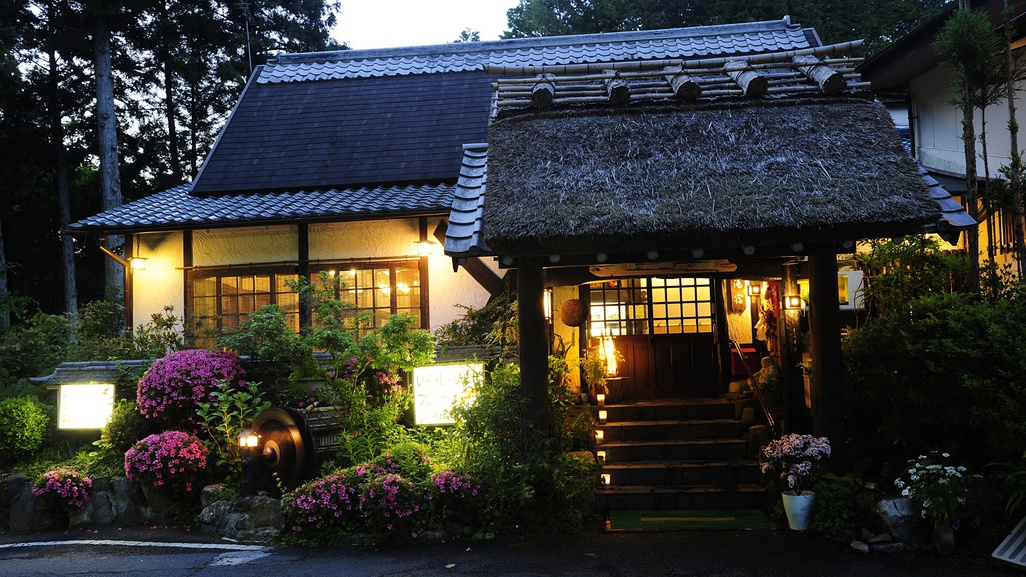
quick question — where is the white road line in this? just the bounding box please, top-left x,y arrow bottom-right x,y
0,539 -> 268,551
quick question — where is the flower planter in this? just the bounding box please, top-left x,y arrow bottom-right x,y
781,490 -> 815,531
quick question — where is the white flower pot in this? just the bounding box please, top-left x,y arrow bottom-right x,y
781,490 -> 815,531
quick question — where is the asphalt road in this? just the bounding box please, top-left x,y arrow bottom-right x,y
0,524 -> 1013,577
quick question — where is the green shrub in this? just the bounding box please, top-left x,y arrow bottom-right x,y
94,399 -> 153,471
843,292 -> 1026,474
811,473 -> 863,540
0,396 -> 50,459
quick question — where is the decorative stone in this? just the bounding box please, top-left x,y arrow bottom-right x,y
9,485 -> 64,534
856,489 -> 930,546
199,495 -> 282,543
110,477 -> 149,526
70,490 -> 115,527
850,540 -> 870,554
871,542 -> 906,554
867,532 -> 894,544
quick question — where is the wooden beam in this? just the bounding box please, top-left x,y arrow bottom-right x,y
518,257 -> 550,434
531,73 -> 555,109
603,69 -> 631,105
792,55 -> 845,95
725,60 -> 768,97
808,245 -> 846,471
663,66 -> 701,101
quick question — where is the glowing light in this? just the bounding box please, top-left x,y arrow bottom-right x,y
595,430 -> 604,444
58,384 -> 115,429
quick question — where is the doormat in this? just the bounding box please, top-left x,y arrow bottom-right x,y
606,509 -> 777,531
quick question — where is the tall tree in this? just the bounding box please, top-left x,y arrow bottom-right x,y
1003,0 -> 1026,275
936,6 -> 1005,294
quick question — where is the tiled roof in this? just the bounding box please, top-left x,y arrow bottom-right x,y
190,71 -> 492,196
69,183 -> 455,232
260,19 -> 811,82
444,144 -> 490,261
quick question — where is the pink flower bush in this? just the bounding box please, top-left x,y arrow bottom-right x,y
429,470 -> 482,522
280,464 -> 381,545
760,433 -> 831,495
125,430 -> 209,493
360,472 -> 423,535
33,468 -> 92,512
136,349 -> 246,426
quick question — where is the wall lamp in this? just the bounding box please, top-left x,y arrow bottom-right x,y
747,283 -> 762,297
98,237 -> 146,270
783,295 -> 803,310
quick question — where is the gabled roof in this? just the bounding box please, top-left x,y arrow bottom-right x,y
191,18 -> 814,197
445,41 -> 975,261
72,18 -> 822,232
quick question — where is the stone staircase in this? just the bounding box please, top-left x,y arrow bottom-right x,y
593,398 -> 768,510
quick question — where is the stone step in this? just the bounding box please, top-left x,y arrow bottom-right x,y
595,484 -> 769,510
599,460 -> 762,486
599,439 -> 749,462
594,399 -> 736,422
595,419 -> 743,442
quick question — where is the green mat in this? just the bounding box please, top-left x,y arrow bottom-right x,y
606,509 -> 778,531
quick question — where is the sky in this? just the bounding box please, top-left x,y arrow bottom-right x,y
331,0 -> 522,50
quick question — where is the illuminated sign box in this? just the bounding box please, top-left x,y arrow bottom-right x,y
411,362 -> 482,426
58,383 -> 115,429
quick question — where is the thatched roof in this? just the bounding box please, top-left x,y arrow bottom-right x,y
481,96 -> 938,257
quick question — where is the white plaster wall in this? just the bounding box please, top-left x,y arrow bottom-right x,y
193,225 -> 297,266
911,63 -> 1025,177
309,219 -> 417,260
131,231 -> 185,329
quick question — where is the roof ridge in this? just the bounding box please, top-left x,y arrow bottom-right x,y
272,18 -> 798,66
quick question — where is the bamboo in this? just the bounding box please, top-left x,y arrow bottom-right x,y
531,73 -> 556,109
483,40 -> 864,76
664,66 -> 701,101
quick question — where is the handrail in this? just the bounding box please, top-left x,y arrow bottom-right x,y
728,340 -> 777,439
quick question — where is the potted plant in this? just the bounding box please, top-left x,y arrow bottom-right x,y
581,354 -> 608,404
894,452 -> 971,556
760,433 -> 831,530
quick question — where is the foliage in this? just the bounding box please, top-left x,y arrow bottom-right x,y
359,472 -> 425,538
987,454 -> 1026,517
196,380 -> 272,480
434,288 -> 518,350
217,304 -> 319,393
428,469 -> 483,530
0,396 -> 50,460
503,0 -> 946,56
843,292 -> 1026,474
444,361 -> 596,534
280,464 -> 377,545
33,468 -> 92,513
760,433 -> 831,495
934,8 -> 1005,109
894,452 -> 971,523
135,349 -> 246,427
810,473 -> 864,540
856,237 -> 968,316
93,399 -> 154,472
0,312 -> 71,380
124,430 -> 209,494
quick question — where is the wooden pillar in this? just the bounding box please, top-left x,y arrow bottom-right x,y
518,257 -> 550,434
781,261 -> 807,434
808,245 -> 846,470
298,223 -> 311,330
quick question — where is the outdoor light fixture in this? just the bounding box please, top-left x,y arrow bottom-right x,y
596,450 -> 606,466
414,241 -> 436,256
596,393 -> 606,406
747,283 -> 762,297
58,383 -> 115,429
598,409 -> 608,423
784,295 -> 803,310
600,473 -> 611,486
595,430 -> 604,444
130,257 -> 147,271
238,429 -> 259,448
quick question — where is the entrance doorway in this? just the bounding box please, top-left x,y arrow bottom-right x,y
587,277 -> 718,399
